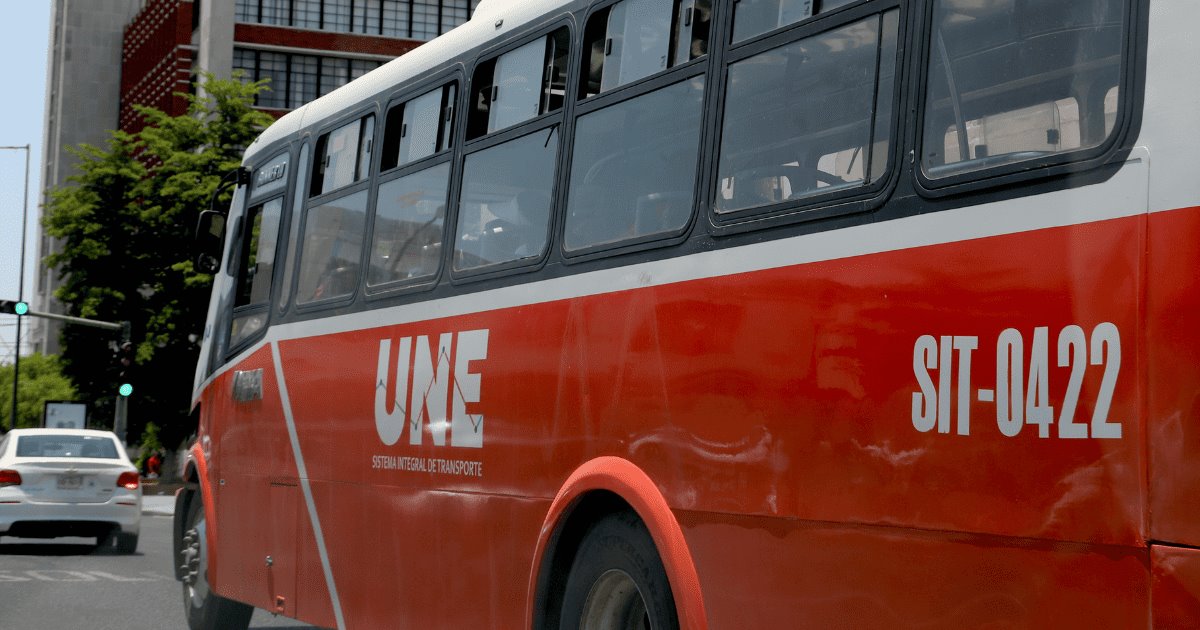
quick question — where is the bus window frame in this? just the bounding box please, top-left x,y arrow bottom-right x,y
292,105 -> 380,315
910,0 -> 1144,198
557,0 -> 712,263
276,139 -> 311,316
705,0 -> 906,235
364,67 -> 465,299
448,19 -> 575,285
225,146 -> 296,357
379,69 -> 463,175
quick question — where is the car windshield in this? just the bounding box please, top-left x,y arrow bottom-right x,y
16,435 -> 120,459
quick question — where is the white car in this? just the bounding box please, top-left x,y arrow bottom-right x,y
0,428 -> 142,553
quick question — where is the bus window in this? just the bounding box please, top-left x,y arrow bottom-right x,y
295,190 -> 369,303
922,0 -> 1125,178
368,162 -> 450,286
454,128 -> 558,272
565,77 -> 704,251
230,196 -> 283,347
941,98 -> 1082,164
731,0 -> 857,44
311,114 -> 375,196
716,10 -> 899,214
277,143 -> 310,311
468,27 -> 569,139
381,82 -> 457,171
580,0 -> 711,99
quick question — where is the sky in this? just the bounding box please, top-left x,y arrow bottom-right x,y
0,1 -> 51,364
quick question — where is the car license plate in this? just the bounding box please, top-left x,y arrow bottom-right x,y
57,474 -> 83,490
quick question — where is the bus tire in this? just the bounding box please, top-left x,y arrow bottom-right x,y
180,493 -> 252,630
559,510 -> 679,630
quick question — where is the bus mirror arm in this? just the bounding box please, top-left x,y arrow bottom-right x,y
194,167 -> 249,274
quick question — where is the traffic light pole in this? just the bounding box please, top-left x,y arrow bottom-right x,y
1,307 -> 128,434
4,145 -> 29,433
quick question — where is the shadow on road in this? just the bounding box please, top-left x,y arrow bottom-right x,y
0,540 -> 136,556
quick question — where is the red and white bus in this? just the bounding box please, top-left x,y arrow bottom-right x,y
173,0 -> 1200,627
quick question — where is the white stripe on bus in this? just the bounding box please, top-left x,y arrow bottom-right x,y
271,342 -> 347,630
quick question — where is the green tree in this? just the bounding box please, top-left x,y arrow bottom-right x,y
0,354 -> 79,429
43,74 -> 274,447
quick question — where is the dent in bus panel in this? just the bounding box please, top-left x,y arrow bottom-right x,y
368,163 -> 450,286
731,0 -> 858,44
580,0 -> 711,99
454,129 -> 558,272
296,190 -> 368,303
565,77 -> 704,251
716,11 -> 898,214
921,0 -> 1126,178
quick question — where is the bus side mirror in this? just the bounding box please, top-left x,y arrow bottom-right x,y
195,210 -> 227,274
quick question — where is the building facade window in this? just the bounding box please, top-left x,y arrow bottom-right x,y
234,48 -> 384,109
233,0 -> 482,40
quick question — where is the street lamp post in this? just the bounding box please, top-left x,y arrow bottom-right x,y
3,145 -> 31,432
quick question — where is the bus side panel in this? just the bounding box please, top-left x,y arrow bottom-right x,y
1146,206 -> 1200,547
278,210 -> 1145,543
1151,545 -> 1200,629
680,509 -> 1149,630
279,338 -> 551,628
271,209 -> 1145,625
205,345 -> 333,623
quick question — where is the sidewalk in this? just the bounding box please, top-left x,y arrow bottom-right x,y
140,480 -> 182,516
143,495 -> 175,516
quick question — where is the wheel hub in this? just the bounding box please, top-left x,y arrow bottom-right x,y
579,569 -> 651,630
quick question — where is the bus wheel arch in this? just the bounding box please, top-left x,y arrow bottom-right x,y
528,456 -> 708,630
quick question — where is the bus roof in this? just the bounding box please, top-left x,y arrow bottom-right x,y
243,0 -> 568,164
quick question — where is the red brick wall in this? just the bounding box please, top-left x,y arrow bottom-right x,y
120,0 -> 194,134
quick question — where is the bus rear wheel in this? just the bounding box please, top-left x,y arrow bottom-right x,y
559,511 -> 679,630
180,493 -> 252,630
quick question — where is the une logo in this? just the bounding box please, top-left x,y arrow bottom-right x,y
374,329 -> 489,448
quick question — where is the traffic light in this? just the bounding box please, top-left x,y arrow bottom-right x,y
116,341 -> 134,377
0,300 -> 28,315
115,341 -> 134,397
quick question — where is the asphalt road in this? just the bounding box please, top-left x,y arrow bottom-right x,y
0,499 -> 323,630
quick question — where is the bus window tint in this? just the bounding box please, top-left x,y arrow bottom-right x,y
230,197 -> 283,346
731,0 -> 856,43
565,77 -> 704,251
368,163 -> 450,286
296,190 -> 368,303
468,28 -> 569,139
922,0 -> 1125,177
312,114 -> 375,195
454,129 -> 558,271
382,83 -> 456,171
278,143 -> 310,311
716,11 -> 898,213
580,0 -> 711,99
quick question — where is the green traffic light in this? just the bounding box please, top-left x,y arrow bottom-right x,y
118,383 -> 133,397
13,302 -> 27,315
